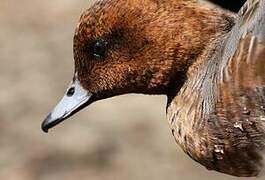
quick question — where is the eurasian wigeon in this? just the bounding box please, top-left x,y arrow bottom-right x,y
42,0 -> 265,177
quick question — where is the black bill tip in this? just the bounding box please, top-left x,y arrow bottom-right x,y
41,113 -> 64,133
41,113 -> 52,133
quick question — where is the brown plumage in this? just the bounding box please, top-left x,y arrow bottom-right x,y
73,0 -> 232,97
42,0 -> 265,177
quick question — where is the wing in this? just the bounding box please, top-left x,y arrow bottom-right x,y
206,0 -> 265,176
167,0 -> 265,177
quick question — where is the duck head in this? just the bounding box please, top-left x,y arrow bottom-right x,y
42,0 -> 231,132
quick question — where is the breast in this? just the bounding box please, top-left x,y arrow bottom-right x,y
167,0 -> 265,177
167,35 -> 265,177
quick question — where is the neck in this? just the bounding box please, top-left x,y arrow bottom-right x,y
138,2 -> 235,95
165,2 -> 235,169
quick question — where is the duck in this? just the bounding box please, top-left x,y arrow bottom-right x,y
41,0 -> 265,177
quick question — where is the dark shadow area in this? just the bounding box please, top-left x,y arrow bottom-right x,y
209,0 -> 247,12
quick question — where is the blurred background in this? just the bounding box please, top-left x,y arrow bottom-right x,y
0,0 -> 259,180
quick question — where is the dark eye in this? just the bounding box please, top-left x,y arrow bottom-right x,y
93,39 -> 108,58
67,87 -> 75,97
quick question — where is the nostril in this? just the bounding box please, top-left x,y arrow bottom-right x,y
67,87 -> 75,97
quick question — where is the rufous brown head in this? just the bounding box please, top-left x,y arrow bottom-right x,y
42,0 -> 229,132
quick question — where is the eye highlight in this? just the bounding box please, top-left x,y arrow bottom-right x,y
93,39 -> 108,59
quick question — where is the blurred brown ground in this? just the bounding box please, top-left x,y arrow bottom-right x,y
0,0 -> 261,179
